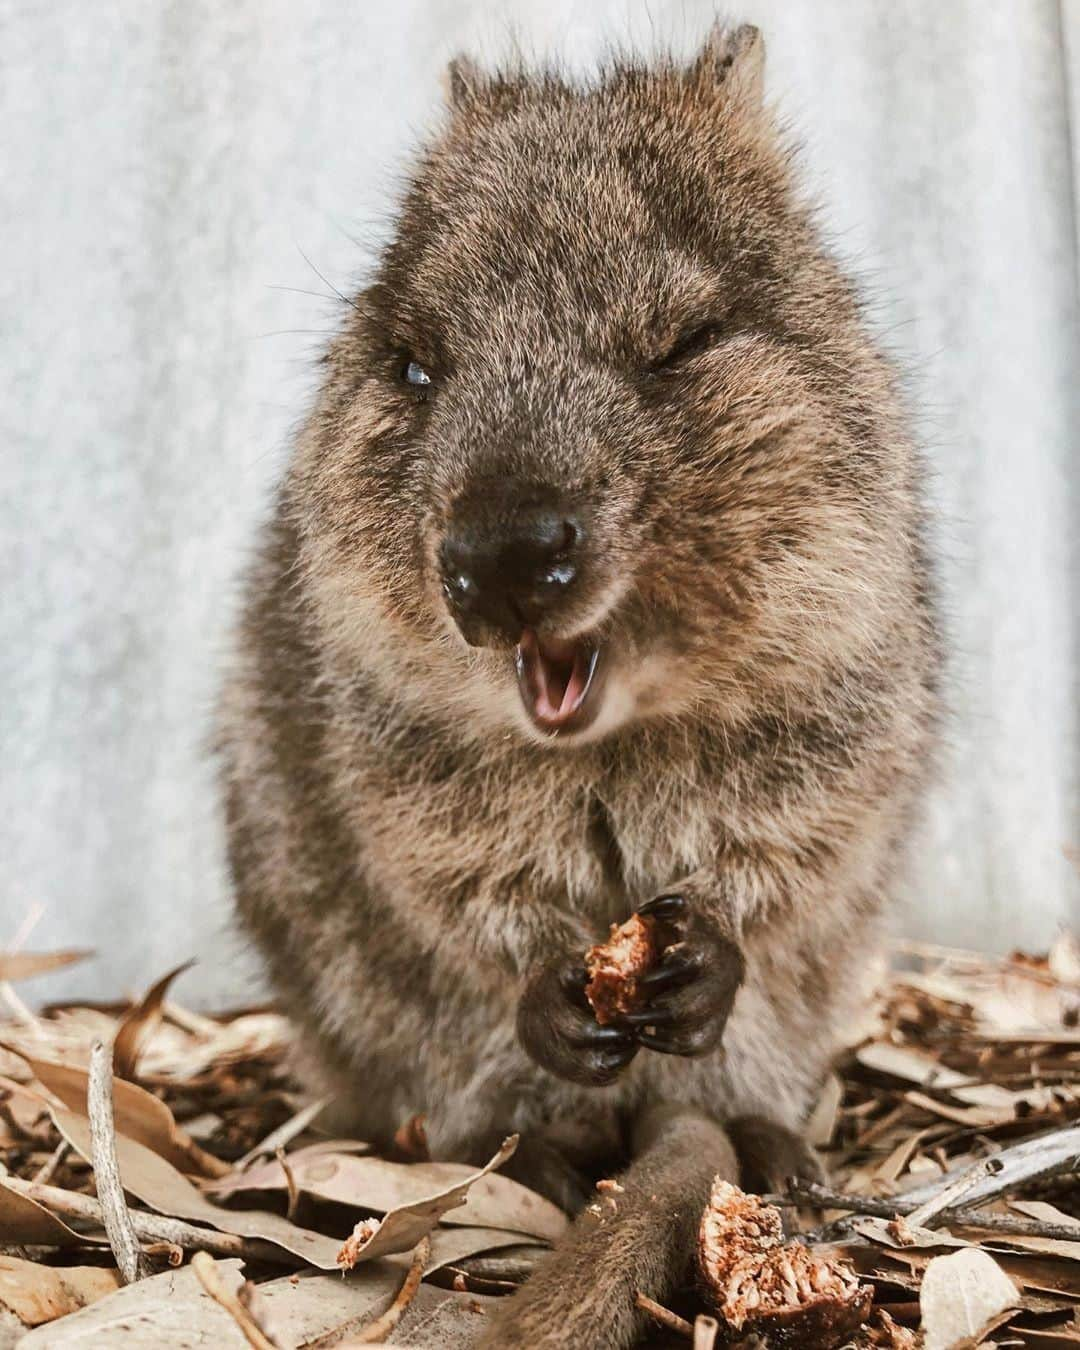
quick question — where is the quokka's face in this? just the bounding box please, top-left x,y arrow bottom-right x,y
298,27 -> 902,748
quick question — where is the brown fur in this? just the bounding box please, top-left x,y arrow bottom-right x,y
218,23 -> 940,1346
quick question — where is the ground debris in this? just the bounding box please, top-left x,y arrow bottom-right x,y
697,1180 -> 871,1347
0,935 -> 1077,1346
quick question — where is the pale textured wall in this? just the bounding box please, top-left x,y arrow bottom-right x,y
3,1 -> 1078,1005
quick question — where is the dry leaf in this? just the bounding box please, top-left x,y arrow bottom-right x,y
16,1260 -> 250,1347
806,1074 -> 845,1148
338,1135 -> 519,1267
0,1178 -> 106,1248
858,1043 -> 1016,1114
882,1245 -> 1080,1300
423,1225 -> 543,1272
47,1101 -> 345,1270
0,1255 -> 119,1327
16,1254 -> 502,1347
901,1089 -> 1010,1129
209,1141 -> 567,1243
7,1046 -> 228,1178
112,961 -> 195,1081
918,1248 -> 1019,1350
40,1101 -> 536,1276
0,951 -> 94,984
853,1217 -> 969,1252
253,1268 -> 496,1348
976,1233 -> 1080,1264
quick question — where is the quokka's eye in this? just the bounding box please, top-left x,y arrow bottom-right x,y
403,360 -> 432,387
652,324 -> 725,371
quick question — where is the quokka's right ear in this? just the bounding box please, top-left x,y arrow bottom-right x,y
443,55 -> 484,109
691,22 -> 766,112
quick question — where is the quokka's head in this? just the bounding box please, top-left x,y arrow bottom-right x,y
293,24 -> 918,748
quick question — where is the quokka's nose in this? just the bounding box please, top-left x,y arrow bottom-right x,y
440,484 -> 583,643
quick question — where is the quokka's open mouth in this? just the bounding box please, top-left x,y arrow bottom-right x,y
515,628 -> 603,736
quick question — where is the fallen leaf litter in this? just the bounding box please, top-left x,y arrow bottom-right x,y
0,935 -> 1077,1346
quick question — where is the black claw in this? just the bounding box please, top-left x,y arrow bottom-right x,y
619,1006 -> 677,1028
569,1022 -> 636,1050
635,1030 -> 686,1055
637,893 -> 688,923
593,1044 -> 640,1074
638,1028 -> 718,1057
637,947 -> 697,993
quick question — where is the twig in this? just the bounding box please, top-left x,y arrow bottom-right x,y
353,1234 -> 429,1344
88,1039 -> 150,1282
788,1179 -> 1080,1241
898,1123 -> 1080,1206
276,1145 -> 300,1221
0,902 -> 46,1035
903,1154 -> 1003,1230
0,982 -> 42,1033
635,1291 -> 693,1338
32,1139 -> 69,1184
235,1095 -> 330,1170
693,1314 -> 719,1350
792,1122 -> 1080,1235
142,1240 -> 184,1266
6,902 -> 46,954
192,1251 -> 279,1349
303,1236 -> 430,1348
2,1173 -> 293,1261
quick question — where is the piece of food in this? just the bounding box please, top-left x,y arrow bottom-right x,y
698,1179 -> 872,1348
699,1179 -> 784,1293
336,1217 -> 380,1270
584,914 -> 659,1024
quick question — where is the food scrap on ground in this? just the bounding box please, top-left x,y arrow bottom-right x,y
0,934 -> 1078,1346
697,1179 -> 871,1347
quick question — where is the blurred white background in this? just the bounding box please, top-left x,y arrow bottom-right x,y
3,1 -> 1078,1005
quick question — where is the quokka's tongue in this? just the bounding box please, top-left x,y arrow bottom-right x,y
515,629 -> 599,731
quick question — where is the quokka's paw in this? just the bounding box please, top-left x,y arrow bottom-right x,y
618,893 -> 745,1056
517,953 -> 639,1086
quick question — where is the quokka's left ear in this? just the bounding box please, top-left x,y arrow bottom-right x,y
690,22 -> 765,112
442,54 -> 527,119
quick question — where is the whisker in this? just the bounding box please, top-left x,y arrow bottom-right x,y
267,284 -> 354,305
296,245 -> 361,315
253,329 -> 340,341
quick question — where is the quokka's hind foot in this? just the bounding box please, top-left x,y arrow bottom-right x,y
477,1105 -> 738,1350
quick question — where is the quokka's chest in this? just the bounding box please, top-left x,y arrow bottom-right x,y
349,741 -> 723,924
